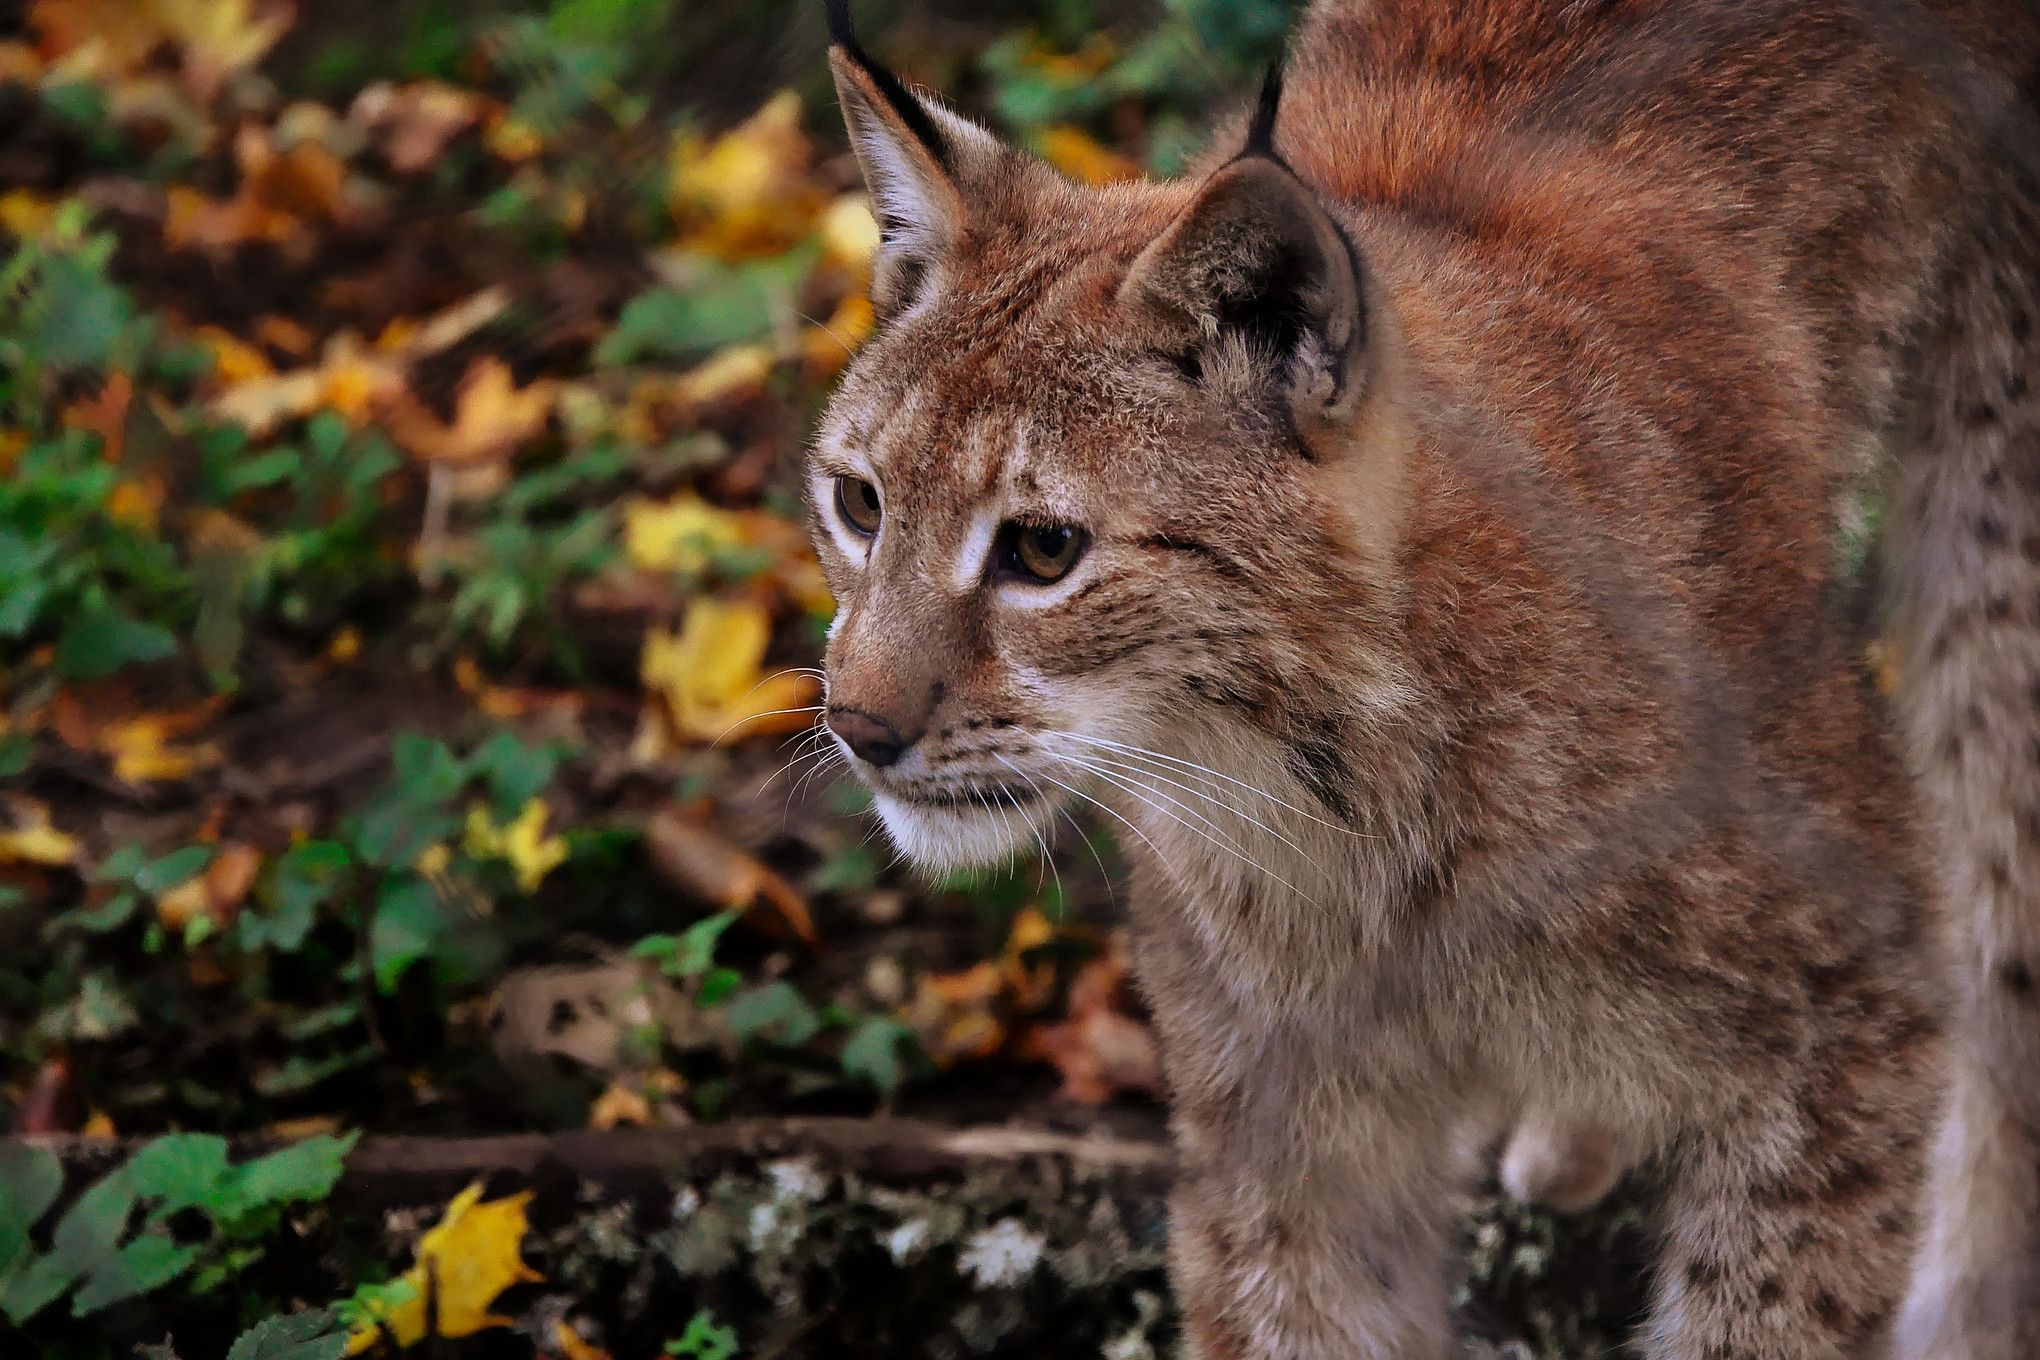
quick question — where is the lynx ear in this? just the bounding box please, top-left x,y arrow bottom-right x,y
826,0 -> 1004,319
1119,71 -> 1369,425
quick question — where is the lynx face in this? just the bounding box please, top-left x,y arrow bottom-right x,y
808,39 -> 1405,871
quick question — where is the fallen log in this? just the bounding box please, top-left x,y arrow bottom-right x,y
19,1115 -> 1650,1358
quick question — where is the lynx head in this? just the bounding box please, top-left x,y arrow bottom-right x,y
808,3 -> 1412,873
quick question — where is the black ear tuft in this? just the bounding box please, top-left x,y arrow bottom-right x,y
1242,59 -> 1286,165
824,0 -> 856,48
824,0 -> 951,170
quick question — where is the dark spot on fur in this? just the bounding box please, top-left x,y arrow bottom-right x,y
1986,595 -> 2015,623
1139,533 -> 1249,579
547,1000 -> 577,1035
2007,370 -> 2030,402
1284,730 -> 1356,823
1813,1290 -> 1846,1329
1756,1277 -> 1785,1305
1967,401 -> 2000,427
2001,960 -> 2035,999
1988,855 -> 2012,893
1978,515 -> 2008,549
1685,1256 -> 1723,1290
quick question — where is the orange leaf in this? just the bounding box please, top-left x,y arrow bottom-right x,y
645,805 -> 816,945
380,356 -> 557,465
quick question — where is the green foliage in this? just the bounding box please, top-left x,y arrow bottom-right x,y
666,1309 -> 740,1360
595,248 -> 817,368
222,1311 -> 349,1360
0,1132 -> 357,1326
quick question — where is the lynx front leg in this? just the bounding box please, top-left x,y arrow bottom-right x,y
1168,1082 -> 1463,1360
1648,1053 -> 1935,1360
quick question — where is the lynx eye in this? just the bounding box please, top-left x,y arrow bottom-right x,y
1001,521 -> 1087,584
835,476 -> 883,536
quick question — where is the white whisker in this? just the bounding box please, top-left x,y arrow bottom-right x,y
1061,732 -> 1380,839
1054,753 -> 1319,905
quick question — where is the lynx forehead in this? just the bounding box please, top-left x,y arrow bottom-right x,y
809,0 -> 2040,1355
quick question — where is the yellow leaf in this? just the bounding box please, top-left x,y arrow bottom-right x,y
672,344 -> 773,412
326,625 -> 362,663
552,1320 -> 615,1360
1037,126 -> 1139,186
212,333 -> 397,436
801,294 -> 874,377
669,91 -> 825,258
640,597 -> 818,744
586,1081 -> 653,1130
0,190 -> 53,238
621,493 -> 749,574
104,713 -> 219,784
0,801 -> 80,867
192,325 -> 273,387
464,800 -> 569,893
382,357 -> 557,465
817,193 -> 880,274
345,1182 -> 543,1354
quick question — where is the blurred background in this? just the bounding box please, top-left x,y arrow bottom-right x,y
0,2 -> 1643,1357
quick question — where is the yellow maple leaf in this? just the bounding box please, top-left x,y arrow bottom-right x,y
211,332 -> 396,435
640,597 -> 818,745
0,190 -> 53,238
0,800 -> 80,868
344,1182 -> 543,1354
817,193 -> 879,275
463,799 -> 569,893
621,493 -> 750,575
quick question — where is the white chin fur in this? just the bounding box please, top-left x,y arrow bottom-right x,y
870,791 -> 1052,872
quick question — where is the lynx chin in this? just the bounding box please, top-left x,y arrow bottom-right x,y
805,0 -> 2040,1355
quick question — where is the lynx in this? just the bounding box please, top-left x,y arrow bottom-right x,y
805,0 -> 2040,1355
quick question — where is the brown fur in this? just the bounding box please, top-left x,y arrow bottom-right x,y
807,2 -> 2040,1355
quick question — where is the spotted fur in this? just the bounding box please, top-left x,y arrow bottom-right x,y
807,2 -> 2040,1355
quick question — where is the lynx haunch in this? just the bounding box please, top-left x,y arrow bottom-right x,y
806,1 -> 2040,1355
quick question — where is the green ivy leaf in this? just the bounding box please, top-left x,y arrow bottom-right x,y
55,605 -> 177,679
1,1166 -> 134,1324
228,1132 -> 358,1222
224,1311 -> 349,1360
71,1233 -> 200,1316
0,1143 -> 63,1277
127,1133 -> 232,1218
725,981 -> 821,1047
840,1015 -> 918,1099
136,845 -> 214,896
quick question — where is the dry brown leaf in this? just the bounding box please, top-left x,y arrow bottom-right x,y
1022,934 -> 1163,1104
351,80 -> 489,175
645,804 -> 815,945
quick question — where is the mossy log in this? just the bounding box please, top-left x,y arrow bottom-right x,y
30,1117 -> 1653,1358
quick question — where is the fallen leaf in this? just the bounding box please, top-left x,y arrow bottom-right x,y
586,1081 -> 653,1130
212,331 -> 397,435
903,962 -> 1008,1066
351,80 -> 488,175
381,356 -> 557,466
645,805 -> 815,945
669,91 -> 825,259
639,596 -> 818,745
1023,934 -> 1163,1104
551,1321 -> 614,1360
463,799 -> 569,893
158,842 -> 262,930
621,492 -> 750,574
344,1182 -> 543,1353
0,799 -> 80,867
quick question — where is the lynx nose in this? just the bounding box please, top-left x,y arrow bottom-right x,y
826,707 -> 909,768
